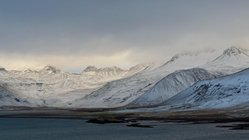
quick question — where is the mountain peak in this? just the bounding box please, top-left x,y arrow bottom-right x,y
206,47 -> 249,71
83,66 -> 124,72
83,66 -> 98,72
100,66 -> 124,72
40,65 -> 61,74
222,46 -> 246,56
162,52 -> 197,66
0,67 -> 7,72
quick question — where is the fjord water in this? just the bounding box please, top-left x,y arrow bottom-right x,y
0,118 -> 248,140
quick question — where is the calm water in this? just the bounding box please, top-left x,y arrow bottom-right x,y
0,118 -> 248,140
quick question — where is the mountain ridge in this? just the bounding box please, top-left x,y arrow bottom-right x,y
0,46 -> 249,109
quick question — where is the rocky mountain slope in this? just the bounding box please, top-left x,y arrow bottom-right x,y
163,68 -> 249,110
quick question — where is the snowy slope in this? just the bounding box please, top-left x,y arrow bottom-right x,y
74,47 -> 249,108
0,84 -> 30,107
10,65 -> 119,91
203,47 -> 249,74
73,50 -> 222,108
126,47 -> 249,108
0,64 -> 150,107
9,65 -> 148,93
81,64 -> 153,82
164,68 -> 249,109
128,68 -> 218,107
1,47 -> 249,109
0,72 -> 54,106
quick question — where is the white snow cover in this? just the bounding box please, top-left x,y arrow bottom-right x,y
164,68 -> 249,109
0,64 -> 150,107
1,46 -> 249,109
73,50 -> 223,108
74,47 -> 249,108
128,68 -> 217,107
203,47 -> 249,74
0,83 -> 30,106
125,47 -> 249,108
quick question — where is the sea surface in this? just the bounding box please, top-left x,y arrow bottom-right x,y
0,118 -> 248,140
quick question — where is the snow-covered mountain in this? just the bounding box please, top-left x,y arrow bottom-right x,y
203,47 -> 249,74
9,65 -> 149,91
72,50 -> 222,108
0,67 -> 9,78
0,83 -> 30,107
1,46 -> 249,109
0,64 -> 150,107
81,66 -> 126,79
163,68 -> 249,110
80,64 -> 152,82
126,47 -> 249,108
159,49 -> 220,71
40,65 -> 62,74
128,68 -> 218,108
73,47 -> 249,108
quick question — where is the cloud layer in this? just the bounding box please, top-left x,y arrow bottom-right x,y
1,0 -> 249,71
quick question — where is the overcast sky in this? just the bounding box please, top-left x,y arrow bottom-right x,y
1,0 -> 249,72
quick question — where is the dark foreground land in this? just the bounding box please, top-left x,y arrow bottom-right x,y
1,107 -> 249,140
1,106 -> 249,121
1,106 -> 249,130
1,117 -> 249,140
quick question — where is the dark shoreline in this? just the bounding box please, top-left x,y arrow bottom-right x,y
1,107 -> 249,130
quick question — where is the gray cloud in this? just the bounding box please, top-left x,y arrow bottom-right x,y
0,0 -> 249,70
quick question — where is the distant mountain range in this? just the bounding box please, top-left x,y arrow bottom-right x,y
1,46 -> 249,112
